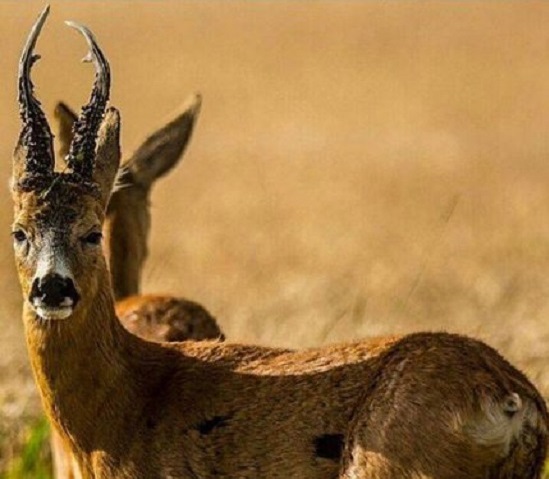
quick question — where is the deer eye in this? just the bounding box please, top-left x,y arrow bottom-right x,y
81,231 -> 102,246
12,229 -> 28,244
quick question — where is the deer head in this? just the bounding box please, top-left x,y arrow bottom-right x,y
12,6 -> 120,322
54,95 -> 201,299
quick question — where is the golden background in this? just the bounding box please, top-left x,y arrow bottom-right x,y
2,0 -> 549,460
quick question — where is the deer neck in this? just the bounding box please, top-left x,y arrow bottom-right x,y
22,270 -> 141,453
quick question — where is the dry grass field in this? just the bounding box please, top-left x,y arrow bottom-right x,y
2,1 -> 549,474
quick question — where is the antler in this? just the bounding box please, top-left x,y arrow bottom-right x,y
65,21 -> 111,180
17,5 -> 54,178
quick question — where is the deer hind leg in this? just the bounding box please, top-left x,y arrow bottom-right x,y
339,403 -> 546,479
339,333 -> 548,479
340,422 -> 501,479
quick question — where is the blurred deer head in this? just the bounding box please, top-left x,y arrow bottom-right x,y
54,94 -> 201,299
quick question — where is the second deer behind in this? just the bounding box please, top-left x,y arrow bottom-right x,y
55,95 -> 224,343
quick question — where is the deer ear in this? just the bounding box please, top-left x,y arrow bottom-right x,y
94,107 -> 121,208
126,93 -> 201,187
54,102 -> 78,160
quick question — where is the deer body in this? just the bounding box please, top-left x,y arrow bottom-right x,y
116,295 -> 224,342
13,8 -> 549,479
24,280 -> 547,479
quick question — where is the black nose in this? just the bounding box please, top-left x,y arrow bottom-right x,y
30,274 -> 80,308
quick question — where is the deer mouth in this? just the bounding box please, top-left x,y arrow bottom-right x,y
31,297 -> 76,321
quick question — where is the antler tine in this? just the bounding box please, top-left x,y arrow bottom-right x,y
17,5 -> 54,177
65,20 -> 111,180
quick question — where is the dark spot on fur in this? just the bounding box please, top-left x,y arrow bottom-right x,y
314,434 -> 344,461
146,418 -> 156,430
197,415 -> 232,435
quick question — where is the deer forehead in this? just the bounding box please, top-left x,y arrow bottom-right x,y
14,183 -> 104,234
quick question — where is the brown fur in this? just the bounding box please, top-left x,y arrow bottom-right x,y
13,109 -> 549,478
116,295 -> 224,343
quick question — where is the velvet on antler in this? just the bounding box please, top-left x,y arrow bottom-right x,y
16,5 -> 54,186
65,21 -> 111,180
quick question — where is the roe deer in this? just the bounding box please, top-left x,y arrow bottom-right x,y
12,8 -> 548,478
51,99 -> 223,479
54,97 -> 223,343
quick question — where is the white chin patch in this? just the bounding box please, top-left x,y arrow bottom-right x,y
32,299 -> 74,321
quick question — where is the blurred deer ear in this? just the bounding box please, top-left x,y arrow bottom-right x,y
126,93 -> 202,188
94,107 -> 121,208
54,102 -> 77,160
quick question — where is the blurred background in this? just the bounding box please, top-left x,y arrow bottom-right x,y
2,1 -> 549,474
